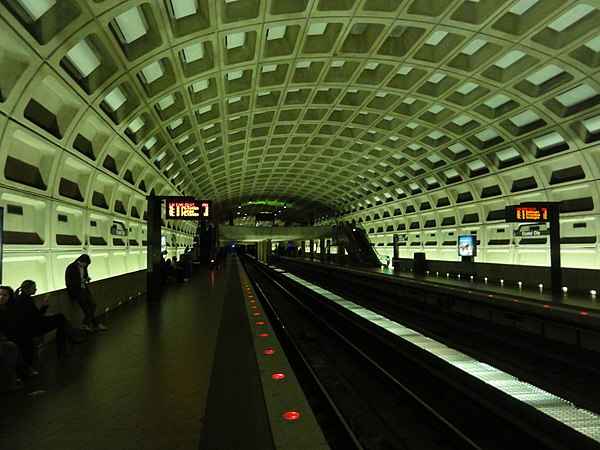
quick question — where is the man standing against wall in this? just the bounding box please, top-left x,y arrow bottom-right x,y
65,254 -> 107,332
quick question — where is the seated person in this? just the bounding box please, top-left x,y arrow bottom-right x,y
0,286 -> 37,379
16,280 -> 83,359
0,339 -> 23,393
168,256 -> 185,282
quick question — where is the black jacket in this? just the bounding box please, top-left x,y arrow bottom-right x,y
65,260 -> 89,297
0,301 -> 26,342
16,293 -> 48,327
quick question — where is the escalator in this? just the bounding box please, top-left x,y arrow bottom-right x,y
336,221 -> 383,268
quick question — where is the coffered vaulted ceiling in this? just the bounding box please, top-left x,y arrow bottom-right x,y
1,0 -> 599,223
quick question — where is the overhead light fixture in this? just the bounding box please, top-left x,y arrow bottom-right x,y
425,31 -> 448,46
197,105 -> 212,114
556,84 -> 597,108
114,7 -> 147,44
226,71 -> 243,81
144,137 -> 157,150
267,26 -> 286,40
582,115 -> 600,134
494,50 -> 526,69
140,61 -> 164,84
508,0 -> 537,16
169,118 -> 184,130
65,39 -> 101,78
170,0 -> 197,19
157,95 -> 175,110
182,42 -> 204,62
307,23 -> 327,36
548,4 -> 595,32
225,32 -> 245,49
191,79 -> 209,92
461,39 -> 487,56
261,65 -> 277,73
15,0 -> 55,21
103,87 -> 126,111
127,117 -> 145,134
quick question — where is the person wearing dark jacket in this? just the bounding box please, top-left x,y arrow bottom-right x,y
0,285 -> 37,379
16,280 -> 83,359
65,254 -> 106,332
0,340 -> 22,393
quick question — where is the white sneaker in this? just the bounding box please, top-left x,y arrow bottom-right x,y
93,323 -> 107,332
78,324 -> 93,332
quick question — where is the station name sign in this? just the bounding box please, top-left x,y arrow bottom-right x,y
165,198 -> 211,220
513,229 -> 549,237
505,203 -> 552,223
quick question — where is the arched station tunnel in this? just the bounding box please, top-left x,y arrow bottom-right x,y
1,2 -> 600,448
1,0 -> 599,290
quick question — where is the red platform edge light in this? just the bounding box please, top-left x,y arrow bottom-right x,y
252,312 -> 261,316
283,411 -> 301,421
256,321 -> 265,325
264,349 -> 276,355
580,311 -> 589,316
271,373 -> 285,380
260,333 -> 269,337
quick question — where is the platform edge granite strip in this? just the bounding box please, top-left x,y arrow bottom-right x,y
237,260 -> 330,449
198,260 -> 274,449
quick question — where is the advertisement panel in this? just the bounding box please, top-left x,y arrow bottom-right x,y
458,235 -> 476,257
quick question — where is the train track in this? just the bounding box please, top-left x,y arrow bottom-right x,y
241,256 -> 600,450
272,256 -> 600,416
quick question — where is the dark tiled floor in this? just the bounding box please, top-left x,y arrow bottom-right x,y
1,258 -> 259,450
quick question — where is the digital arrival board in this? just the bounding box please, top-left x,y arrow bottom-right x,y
505,203 -> 552,223
165,198 -> 211,220
504,202 -> 563,294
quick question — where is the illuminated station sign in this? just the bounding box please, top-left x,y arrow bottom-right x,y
505,203 -> 551,223
165,199 -> 211,220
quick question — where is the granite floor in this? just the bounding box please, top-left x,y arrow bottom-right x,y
1,256 -> 272,450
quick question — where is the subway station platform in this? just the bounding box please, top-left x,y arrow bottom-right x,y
0,255 -> 327,450
375,264 -> 600,314
312,256 -> 600,316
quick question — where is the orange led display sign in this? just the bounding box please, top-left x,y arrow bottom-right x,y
165,199 -> 211,220
505,204 -> 551,223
